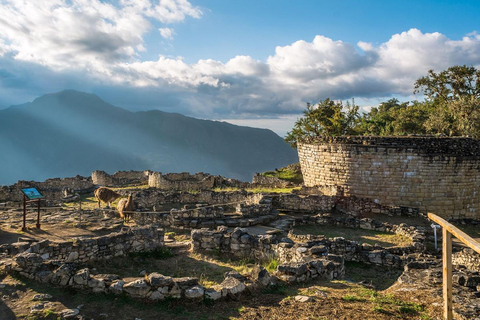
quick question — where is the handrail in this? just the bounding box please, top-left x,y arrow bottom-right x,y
428,212 -> 480,320
428,213 -> 480,254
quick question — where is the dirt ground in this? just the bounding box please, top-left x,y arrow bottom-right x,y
0,271 -> 442,320
0,205 -> 459,320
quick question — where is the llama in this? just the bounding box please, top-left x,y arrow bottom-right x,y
94,187 -> 122,208
117,193 -> 135,222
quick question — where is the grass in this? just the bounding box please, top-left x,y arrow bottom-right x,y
263,258 -> 280,273
85,251 -> 255,286
339,285 -> 426,318
344,261 -> 403,290
112,185 -> 150,191
213,187 -> 301,194
261,166 -> 303,185
293,224 -> 412,248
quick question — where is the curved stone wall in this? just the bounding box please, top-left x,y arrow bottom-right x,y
298,136 -> 480,219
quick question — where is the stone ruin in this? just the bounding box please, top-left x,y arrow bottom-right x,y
0,164 -> 479,318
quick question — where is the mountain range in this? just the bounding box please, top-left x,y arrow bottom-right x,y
0,90 -> 298,185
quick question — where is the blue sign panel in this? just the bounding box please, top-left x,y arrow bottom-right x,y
21,188 -> 44,200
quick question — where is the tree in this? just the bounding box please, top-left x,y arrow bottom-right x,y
285,98 -> 359,148
415,65 -> 480,137
414,65 -> 480,103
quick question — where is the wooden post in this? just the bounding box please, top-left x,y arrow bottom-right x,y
442,228 -> 452,320
36,199 -> 41,228
428,212 -> 480,320
22,194 -> 27,231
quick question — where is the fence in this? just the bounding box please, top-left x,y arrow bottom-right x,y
428,212 -> 480,320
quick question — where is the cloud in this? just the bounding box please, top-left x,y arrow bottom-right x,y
0,0 -> 201,70
159,27 -> 176,39
1,13 -> 480,126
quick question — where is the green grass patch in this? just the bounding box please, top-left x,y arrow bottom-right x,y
263,258 -> 280,273
342,294 -> 366,302
260,164 -> 303,184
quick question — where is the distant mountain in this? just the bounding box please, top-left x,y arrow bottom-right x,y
0,90 -> 298,185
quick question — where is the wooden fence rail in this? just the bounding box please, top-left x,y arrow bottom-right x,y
428,212 -> 480,320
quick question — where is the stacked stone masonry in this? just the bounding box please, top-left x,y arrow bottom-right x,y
0,176 -> 95,202
91,170 -> 151,187
148,172 -> 249,191
298,136 -> 480,219
191,227 -> 415,268
453,248 -> 480,272
0,226 -> 164,261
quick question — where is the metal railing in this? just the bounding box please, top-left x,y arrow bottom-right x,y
427,213 -> 480,320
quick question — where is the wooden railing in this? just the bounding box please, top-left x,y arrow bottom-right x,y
428,213 -> 480,320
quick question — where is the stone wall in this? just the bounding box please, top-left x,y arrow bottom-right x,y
298,136 -> 480,219
272,194 -> 335,212
0,176 -> 95,202
453,248 -> 480,272
191,227 -> 410,268
293,213 -> 426,252
148,172 -> 249,191
0,226 -> 164,262
251,174 -> 291,188
91,170 -> 151,187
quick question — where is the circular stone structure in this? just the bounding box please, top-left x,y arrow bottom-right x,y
298,136 -> 480,219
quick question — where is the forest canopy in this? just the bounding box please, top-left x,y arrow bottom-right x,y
285,65 -> 480,148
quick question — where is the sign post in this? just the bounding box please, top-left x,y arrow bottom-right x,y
20,188 -> 44,231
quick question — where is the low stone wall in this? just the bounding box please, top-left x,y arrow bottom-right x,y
272,194 -> 335,212
276,255 -> 344,283
293,213 -> 426,252
236,195 -> 273,217
251,174 -> 291,188
453,248 -> 480,272
191,227 -> 409,268
334,195 -> 422,217
0,226 -> 164,262
0,176 -> 95,203
148,172 -> 249,191
132,190 -> 253,210
170,205 -> 225,220
91,170 -> 151,187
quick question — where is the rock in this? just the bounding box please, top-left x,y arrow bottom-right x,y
67,251 -> 79,262
205,288 -> 222,300
173,277 -> 199,289
185,285 -> 205,299
60,308 -> 80,319
52,263 -> 76,286
32,294 -> 53,301
309,245 -> 327,255
148,290 -> 164,301
250,265 -> 272,286
220,277 -> 245,296
146,273 -> 173,287
295,295 -> 314,302
123,279 -> 150,298
0,283 -> 5,288
73,268 -> 90,286
277,263 -> 308,276
30,303 -> 44,313
109,280 -> 124,295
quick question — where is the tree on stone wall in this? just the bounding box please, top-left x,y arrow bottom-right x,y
285,65 -> 480,146
415,65 -> 480,138
285,99 -> 359,148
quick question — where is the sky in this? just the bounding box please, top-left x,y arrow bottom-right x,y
1,0 -> 480,136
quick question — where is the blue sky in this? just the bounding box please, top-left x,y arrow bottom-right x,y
0,0 -> 479,136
